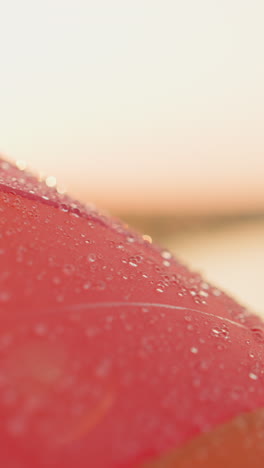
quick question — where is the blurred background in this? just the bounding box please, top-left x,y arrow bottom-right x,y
0,1 -> 264,313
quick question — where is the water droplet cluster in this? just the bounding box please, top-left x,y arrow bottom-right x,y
0,157 -> 264,467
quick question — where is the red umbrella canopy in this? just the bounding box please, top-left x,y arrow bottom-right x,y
0,158 -> 264,467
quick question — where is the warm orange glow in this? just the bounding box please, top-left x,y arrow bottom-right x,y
140,409 -> 264,468
0,1 -> 263,214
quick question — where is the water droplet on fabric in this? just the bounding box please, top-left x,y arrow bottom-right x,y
85,327 -> 99,338
95,359 -> 111,378
128,257 -> 138,267
161,250 -> 172,260
15,159 -> 27,171
63,264 -> 75,275
199,290 -> 208,298
52,276 -> 61,285
156,281 -> 166,293
45,176 -> 57,188
212,288 -> 221,296
0,291 -> 11,302
142,234 -> 152,243
56,294 -> 64,303
7,417 -> 26,436
34,324 -> 47,336
87,253 -> 96,263
249,372 -> 258,381
251,327 -> 264,343
211,325 -> 229,340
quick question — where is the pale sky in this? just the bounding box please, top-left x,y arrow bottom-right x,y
0,1 -> 264,213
